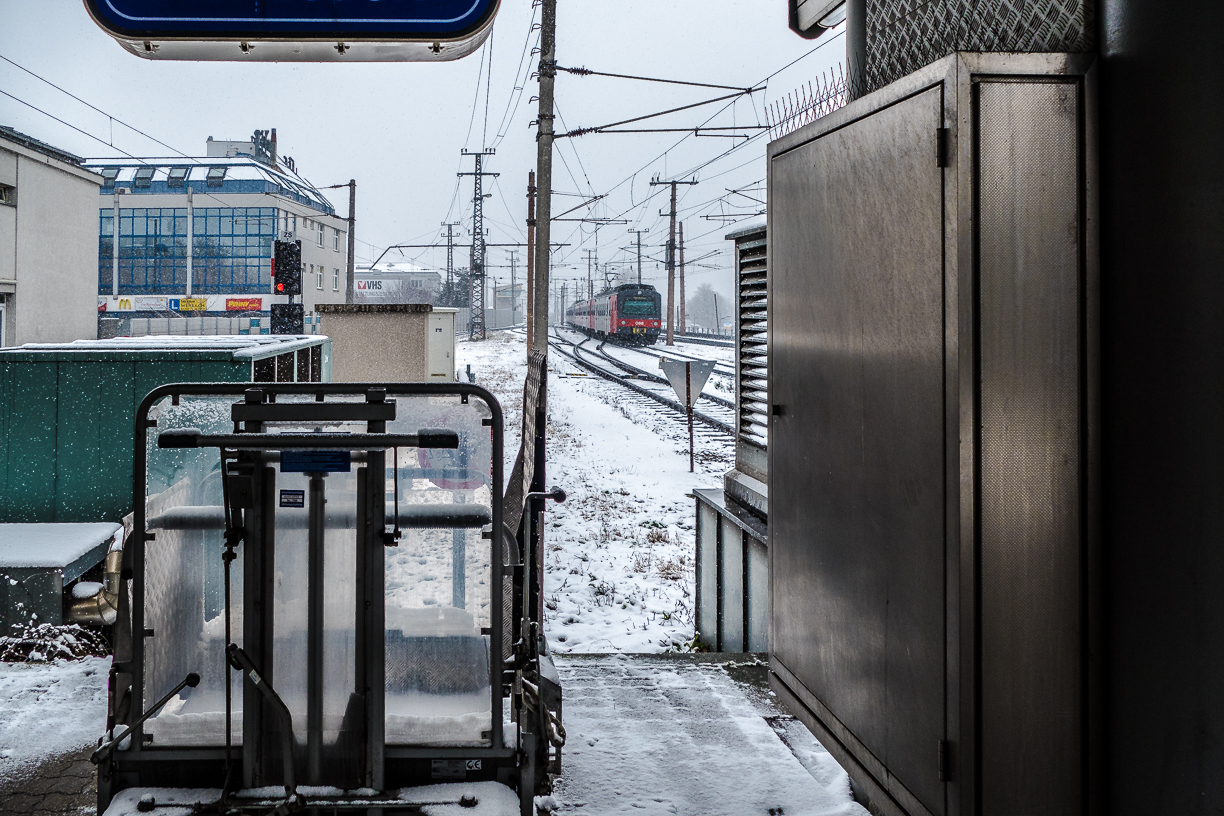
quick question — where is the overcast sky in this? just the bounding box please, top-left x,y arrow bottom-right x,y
0,1 -> 845,302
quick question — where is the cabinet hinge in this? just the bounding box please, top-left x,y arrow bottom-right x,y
936,128 -> 950,168
938,739 -> 949,781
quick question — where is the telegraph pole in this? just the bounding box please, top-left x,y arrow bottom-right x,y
532,0 -> 557,353
678,221 -> 686,335
442,222 -> 460,306
526,171 -> 536,352
508,250 -> 518,325
459,149 -> 498,340
628,228 -> 648,285
345,180 -> 356,304
649,177 -> 697,345
584,249 -> 597,300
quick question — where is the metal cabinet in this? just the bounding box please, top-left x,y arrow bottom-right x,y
767,53 -> 1097,816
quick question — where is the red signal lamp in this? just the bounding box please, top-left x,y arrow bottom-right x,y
276,282 -> 285,293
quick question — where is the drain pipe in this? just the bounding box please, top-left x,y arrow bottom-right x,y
846,0 -> 867,99
66,529 -> 125,626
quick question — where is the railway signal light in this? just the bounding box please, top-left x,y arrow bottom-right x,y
273,239 -> 302,296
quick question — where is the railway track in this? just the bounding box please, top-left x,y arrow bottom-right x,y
548,330 -> 737,438
604,341 -> 736,380
591,341 -> 736,410
671,332 -> 735,348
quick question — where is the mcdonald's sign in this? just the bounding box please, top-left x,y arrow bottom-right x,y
118,298 -> 132,310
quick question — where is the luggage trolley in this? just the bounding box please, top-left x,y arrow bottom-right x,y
95,382 -> 563,816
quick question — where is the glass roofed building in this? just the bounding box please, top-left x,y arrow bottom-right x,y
86,131 -> 350,336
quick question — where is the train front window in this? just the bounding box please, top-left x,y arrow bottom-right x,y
622,298 -> 655,315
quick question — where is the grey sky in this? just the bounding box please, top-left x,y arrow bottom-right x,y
0,1 -> 845,301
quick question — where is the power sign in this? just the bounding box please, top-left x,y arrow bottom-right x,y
85,0 -> 499,62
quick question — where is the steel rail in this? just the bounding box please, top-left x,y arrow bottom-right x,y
593,340 -> 736,410
550,332 -> 736,437
608,341 -> 736,378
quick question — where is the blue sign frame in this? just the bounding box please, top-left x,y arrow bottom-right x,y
85,0 -> 498,41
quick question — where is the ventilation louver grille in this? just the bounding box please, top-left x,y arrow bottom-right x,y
736,229 -> 768,450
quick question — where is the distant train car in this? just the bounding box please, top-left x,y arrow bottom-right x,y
565,283 -> 662,345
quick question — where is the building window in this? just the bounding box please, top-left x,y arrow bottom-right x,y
167,167 -> 188,188
100,167 -> 119,188
134,166 -> 155,188
316,264 -> 323,290
100,206 -> 276,295
206,166 -> 227,187
0,183 -> 14,207
317,224 -> 324,247
333,268 -> 339,291
333,229 -> 340,251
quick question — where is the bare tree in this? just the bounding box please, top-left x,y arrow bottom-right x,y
686,283 -> 720,331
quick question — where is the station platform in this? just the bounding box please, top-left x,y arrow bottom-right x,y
550,653 -> 864,816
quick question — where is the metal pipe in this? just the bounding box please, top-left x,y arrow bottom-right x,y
185,187 -> 193,298
345,180 -> 355,305
226,644 -> 298,799
111,191 -> 120,296
66,531 -> 125,626
158,431 -> 458,450
453,492 -> 466,609
846,0 -> 867,98
306,472 -> 324,783
92,671 -> 199,765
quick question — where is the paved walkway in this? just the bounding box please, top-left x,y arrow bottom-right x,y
1,746 -> 96,815
549,653 -> 867,816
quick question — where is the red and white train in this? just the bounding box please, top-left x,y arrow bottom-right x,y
564,283 -> 663,345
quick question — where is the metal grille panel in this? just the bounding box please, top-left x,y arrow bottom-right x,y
863,0 -> 1093,92
977,78 -> 1084,815
735,230 -> 769,451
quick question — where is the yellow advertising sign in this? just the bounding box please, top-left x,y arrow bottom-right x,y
178,298 -> 208,312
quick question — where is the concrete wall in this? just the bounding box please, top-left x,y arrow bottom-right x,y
317,303 -> 431,382
0,138 -> 101,346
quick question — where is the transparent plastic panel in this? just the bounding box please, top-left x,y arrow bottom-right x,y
271,468 -> 310,746
384,395 -> 495,746
269,465 -> 360,764
142,395 -> 242,746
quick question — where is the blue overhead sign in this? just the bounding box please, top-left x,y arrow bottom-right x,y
84,0 -> 500,62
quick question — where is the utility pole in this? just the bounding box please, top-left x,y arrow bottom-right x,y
459,149 -> 498,340
526,171 -> 536,353
649,177 -> 698,345
584,249 -> 597,300
345,179 -> 356,304
679,221 -> 686,335
628,228 -> 648,285
532,0 -> 557,353
442,222 -> 460,307
508,250 -> 518,325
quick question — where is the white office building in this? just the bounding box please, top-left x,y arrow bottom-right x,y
86,130 -> 351,336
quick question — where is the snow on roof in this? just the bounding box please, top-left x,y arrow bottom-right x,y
83,156 -> 336,214
0,523 -> 121,570
10,335 -> 322,358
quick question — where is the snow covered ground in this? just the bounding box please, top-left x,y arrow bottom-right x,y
458,331 -> 731,653
0,656 -> 109,776
548,654 -> 867,816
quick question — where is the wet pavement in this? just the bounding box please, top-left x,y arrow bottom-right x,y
1,746 -> 96,815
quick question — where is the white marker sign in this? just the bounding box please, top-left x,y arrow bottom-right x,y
657,358 -> 715,408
